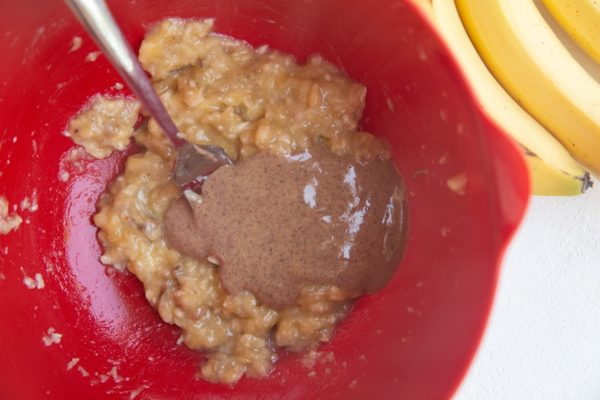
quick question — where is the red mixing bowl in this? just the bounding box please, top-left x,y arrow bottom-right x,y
0,0 -> 530,399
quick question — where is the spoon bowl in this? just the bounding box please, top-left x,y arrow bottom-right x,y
65,0 -> 232,188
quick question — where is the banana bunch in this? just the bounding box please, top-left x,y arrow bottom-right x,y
418,0 -> 597,195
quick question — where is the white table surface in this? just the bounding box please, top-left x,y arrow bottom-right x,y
454,180 -> 600,400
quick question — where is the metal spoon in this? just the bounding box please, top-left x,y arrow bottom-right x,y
64,0 -> 232,189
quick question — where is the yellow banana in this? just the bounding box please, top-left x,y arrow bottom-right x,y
412,0 -> 432,9
428,0 -> 590,195
526,153 -> 591,195
542,0 -> 600,66
456,0 -> 600,178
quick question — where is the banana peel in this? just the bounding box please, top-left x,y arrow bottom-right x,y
542,0 -> 600,66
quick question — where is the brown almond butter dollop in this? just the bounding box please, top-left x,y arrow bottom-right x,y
164,146 -> 407,308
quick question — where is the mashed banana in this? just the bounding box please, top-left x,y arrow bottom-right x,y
75,18 -> 390,384
68,96 -> 140,159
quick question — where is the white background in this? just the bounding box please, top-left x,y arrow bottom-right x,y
455,181 -> 600,399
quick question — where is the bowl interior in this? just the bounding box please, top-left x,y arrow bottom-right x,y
0,0 -> 529,399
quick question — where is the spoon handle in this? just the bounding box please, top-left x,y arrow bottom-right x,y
64,0 -> 182,147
